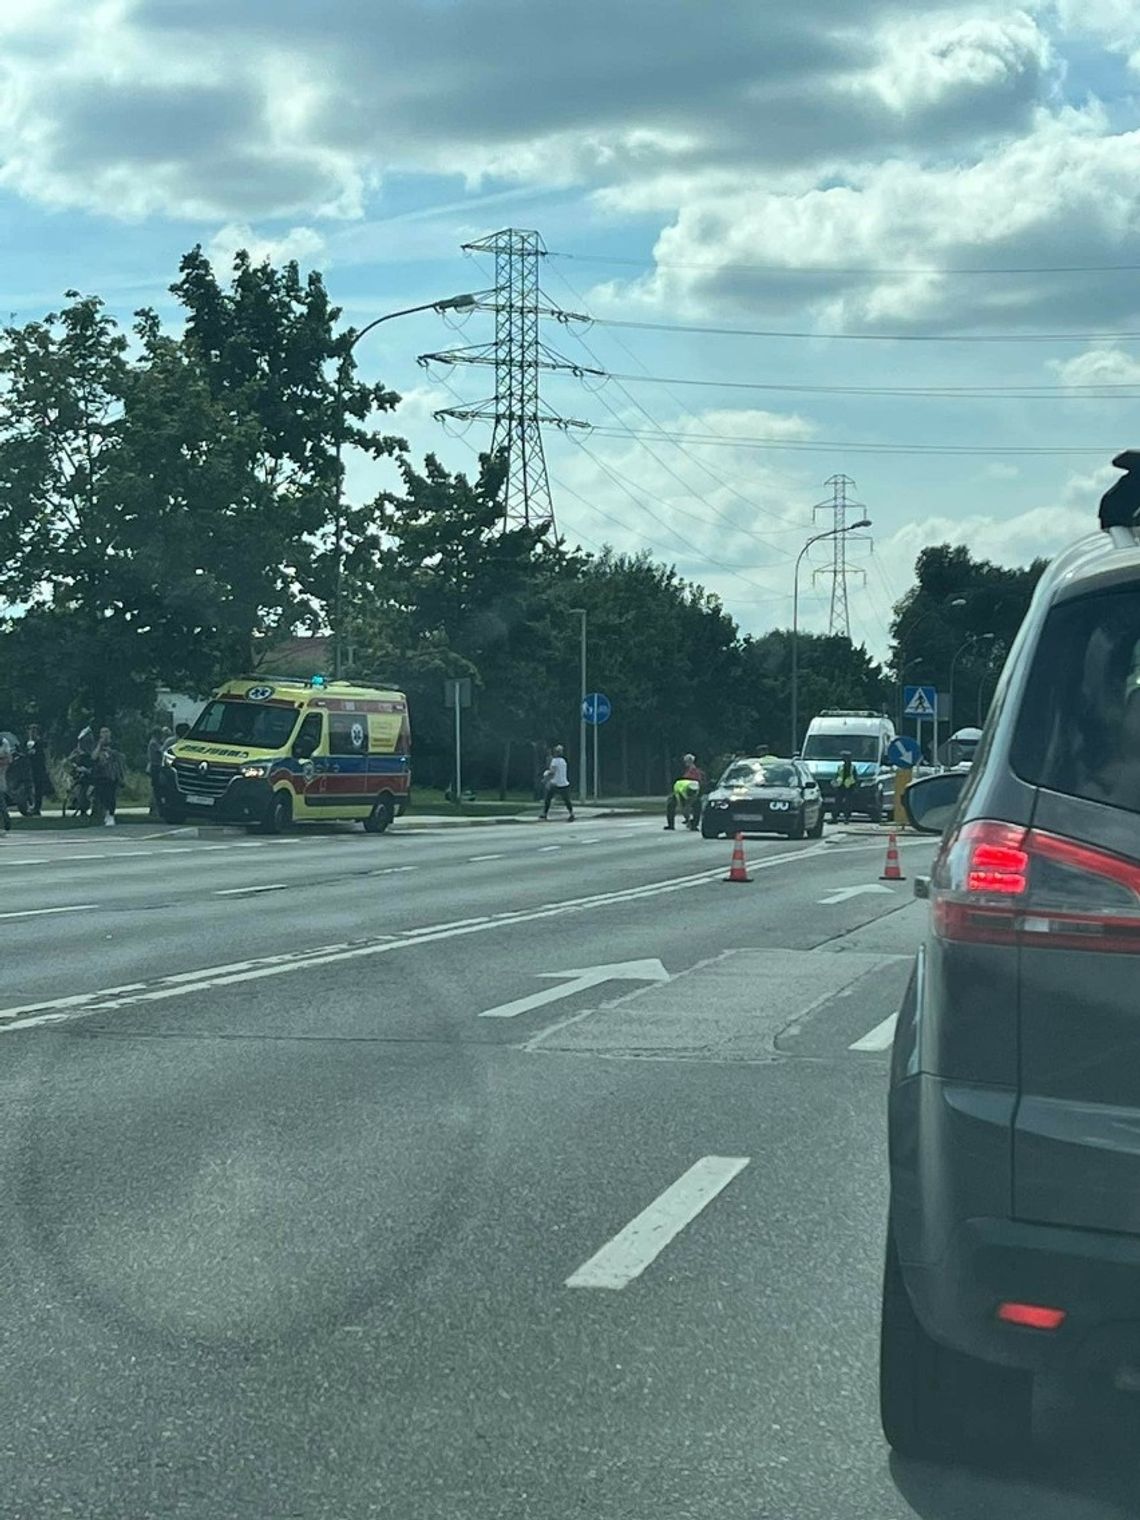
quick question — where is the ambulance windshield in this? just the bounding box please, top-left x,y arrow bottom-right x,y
188,700 -> 300,750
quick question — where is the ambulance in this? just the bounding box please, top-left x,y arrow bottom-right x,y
159,676 -> 410,833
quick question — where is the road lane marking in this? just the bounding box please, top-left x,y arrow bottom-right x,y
0,840 -> 847,1031
538,845 -> 561,853
0,905 -> 97,921
479,960 -> 669,1019
850,1011 -> 898,1051
818,884 -> 894,905
469,854 -> 505,862
215,883 -> 287,897
566,1156 -> 750,1290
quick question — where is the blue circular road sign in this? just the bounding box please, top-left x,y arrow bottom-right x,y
582,692 -> 612,725
886,735 -> 923,768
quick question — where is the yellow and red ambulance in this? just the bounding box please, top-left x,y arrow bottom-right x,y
160,676 -> 410,833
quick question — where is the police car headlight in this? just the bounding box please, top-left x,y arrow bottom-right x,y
241,764 -> 269,779
711,799 -> 730,809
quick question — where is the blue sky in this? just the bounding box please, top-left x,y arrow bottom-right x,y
4,0 -> 1140,655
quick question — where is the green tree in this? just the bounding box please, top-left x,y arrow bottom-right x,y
740,630 -> 889,756
171,245 -> 403,654
890,544 -> 1047,730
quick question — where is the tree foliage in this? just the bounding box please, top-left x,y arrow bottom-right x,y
890,544 -> 1047,731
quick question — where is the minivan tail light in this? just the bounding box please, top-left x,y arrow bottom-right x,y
933,820 -> 1140,953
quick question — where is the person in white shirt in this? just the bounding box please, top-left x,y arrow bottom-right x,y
540,745 -> 576,821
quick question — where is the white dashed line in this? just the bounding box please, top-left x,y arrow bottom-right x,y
469,854 -> 506,862
214,883 -> 288,897
538,845 -> 561,853
0,905 -> 97,921
566,1156 -> 751,1290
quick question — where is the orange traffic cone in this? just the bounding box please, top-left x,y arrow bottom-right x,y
880,830 -> 905,882
726,832 -> 752,883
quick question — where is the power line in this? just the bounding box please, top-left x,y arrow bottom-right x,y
548,250 -> 1140,277
585,316 -> 1140,345
544,264 -> 809,533
589,371 -> 1140,400
588,425 -> 1109,457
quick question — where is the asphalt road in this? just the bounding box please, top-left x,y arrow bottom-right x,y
4,817 -> 1140,1519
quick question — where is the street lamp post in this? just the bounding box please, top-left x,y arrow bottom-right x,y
791,516 -> 872,754
570,607 -> 587,801
331,292 -> 477,680
948,632 -> 996,733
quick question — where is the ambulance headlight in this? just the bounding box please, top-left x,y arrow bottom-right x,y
241,763 -> 269,779
162,750 -> 176,767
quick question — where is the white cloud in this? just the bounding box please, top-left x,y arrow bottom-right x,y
0,1 -> 1057,223
598,107 -> 1140,331
1047,345 -> 1140,387
206,223 -> 326,272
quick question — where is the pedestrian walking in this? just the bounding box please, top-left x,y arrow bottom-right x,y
147,726 -> 167,818
91,726 -> 127,826
26,724 -> 52,816
540,745 -> 576,821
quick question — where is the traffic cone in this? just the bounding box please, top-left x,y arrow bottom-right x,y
726,832 -> 752,883
880,830 -> 905,882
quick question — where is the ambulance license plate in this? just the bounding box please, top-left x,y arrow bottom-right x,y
187,795 -> 214,806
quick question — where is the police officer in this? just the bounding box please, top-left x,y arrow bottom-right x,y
834,749 -> 857,823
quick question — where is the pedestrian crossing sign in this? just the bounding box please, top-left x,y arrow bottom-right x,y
903,684 -> 938,718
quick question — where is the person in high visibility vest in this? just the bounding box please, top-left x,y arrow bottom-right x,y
664,753 -> 706,830
833,749 -> 857,823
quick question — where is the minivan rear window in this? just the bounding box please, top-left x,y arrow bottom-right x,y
1011,587 -> 1140,814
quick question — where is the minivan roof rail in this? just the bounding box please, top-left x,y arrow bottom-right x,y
818,709 -> 887,719
1099,451 -> 1140,546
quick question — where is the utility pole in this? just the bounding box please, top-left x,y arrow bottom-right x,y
420,228 -> 590,532
812,475 -> 871,639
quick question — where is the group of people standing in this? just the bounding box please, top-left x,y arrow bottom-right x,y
0,722 -> 169,830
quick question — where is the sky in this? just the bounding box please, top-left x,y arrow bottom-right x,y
4,0 -> 1140,656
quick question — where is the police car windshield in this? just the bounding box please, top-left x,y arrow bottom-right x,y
188,700 -> 300,750
802,735 -> 879,762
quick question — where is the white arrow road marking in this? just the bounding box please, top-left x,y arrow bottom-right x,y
566,1156 -> 751,1290
817,883 -> 896,905
850,1011 -> 898,1051
478,959 -> 670,1020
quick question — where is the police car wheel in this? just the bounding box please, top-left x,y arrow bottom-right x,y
363,795 -> 395,834
788,809 -> 806,841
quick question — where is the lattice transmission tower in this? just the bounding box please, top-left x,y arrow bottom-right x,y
420,229 -> 590,532
813,474 -> 871,638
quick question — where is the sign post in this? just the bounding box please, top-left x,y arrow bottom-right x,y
886,733 -> 924,828
903,685 -> 938,762
444,678 -> 473,802
582,692 -> 612,801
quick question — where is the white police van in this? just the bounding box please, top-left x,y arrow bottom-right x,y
799,709 -> 895,822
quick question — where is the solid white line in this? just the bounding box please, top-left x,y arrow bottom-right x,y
566,1156 -> 750,1290
469,854 -> 505,862
0,904 -> 97,921
850,1011 -> 898,1051
214,883 -> 287,897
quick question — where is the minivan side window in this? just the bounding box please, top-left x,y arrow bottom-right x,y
1011,586 -> 1140,814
